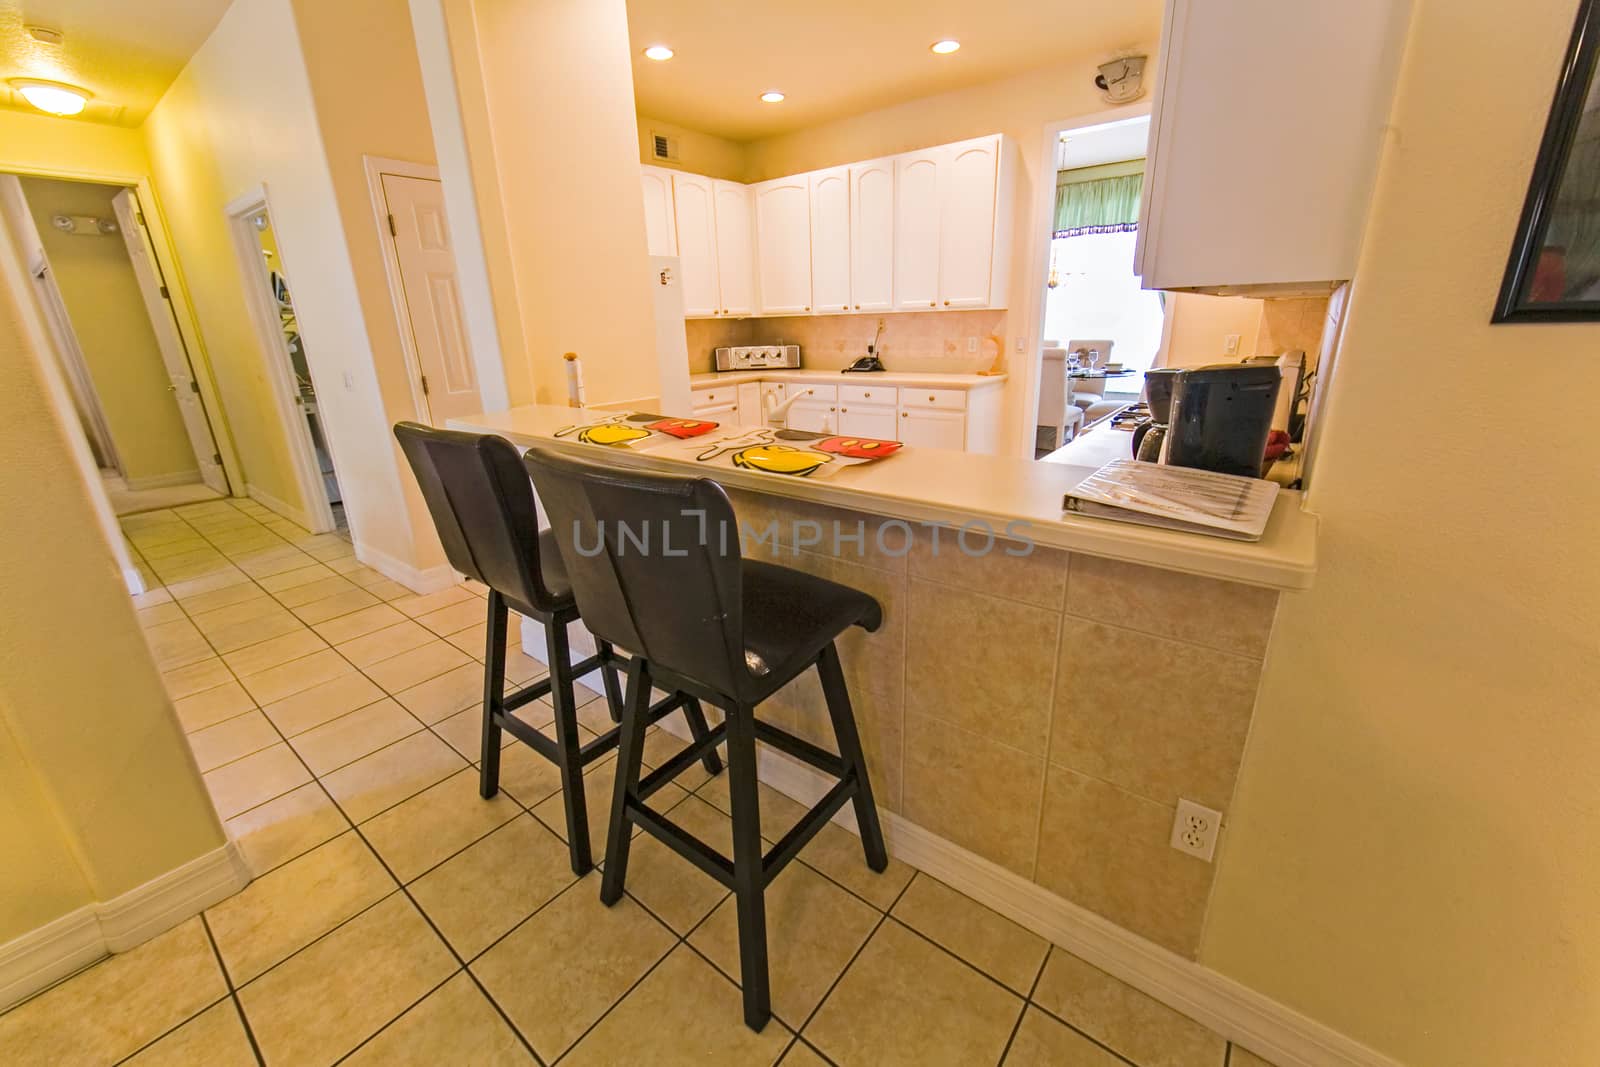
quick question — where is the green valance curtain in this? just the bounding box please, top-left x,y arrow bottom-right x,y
1054,159 -> 1144,239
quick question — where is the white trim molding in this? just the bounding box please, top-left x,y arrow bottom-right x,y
354,539 -> 459,594
652,716 -> 1400,1067
0,842 -> 248,1012
123,471 -> 205,492
247,483 -> 317,532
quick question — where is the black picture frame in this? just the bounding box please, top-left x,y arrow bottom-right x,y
1494,0 -> 1600,322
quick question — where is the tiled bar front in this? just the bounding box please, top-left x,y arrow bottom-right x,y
725,488 -> 1279,959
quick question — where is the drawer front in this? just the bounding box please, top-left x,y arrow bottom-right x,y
693,401 -> 738,419
691,388 -> 732,407
898,386 -> 968,411
840,383 -> 893,405
787,382 -> 837,403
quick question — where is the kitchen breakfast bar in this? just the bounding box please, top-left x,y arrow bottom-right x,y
452,403 -> 1316,960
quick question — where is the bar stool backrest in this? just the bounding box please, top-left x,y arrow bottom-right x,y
394,422 -> 562,614
523,445 -> 747,701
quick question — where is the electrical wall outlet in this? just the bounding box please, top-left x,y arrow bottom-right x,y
967,336 -> 979,353
1170,798 -> 1222,862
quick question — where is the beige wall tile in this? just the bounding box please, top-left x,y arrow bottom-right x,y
907,533 -> 1068,610
729,491 -> 911,575
804,920 -> 1022,1066
342,973 -> 532,1066
1053,619 -> 1261,811
1031,947 -> 1226,1067
905,579 -> 1060,755
1034,767 -> 1215,958
238,894 -> 456,1067
890,874 -> 1048,994
902,714 -> 1044,876
1064,555 -> 1278,659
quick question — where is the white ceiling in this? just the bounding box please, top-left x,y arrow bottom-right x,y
1058,115 -> 1150,170
0,0 -> 233,126
627,0 -> 1163,143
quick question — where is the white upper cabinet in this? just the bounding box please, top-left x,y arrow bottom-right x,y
713,180 -> 756,316
640,165 -> 678,257
938,137 -> 1001,308
849,159 -> 894,312
753,176 -> 813,315
672,173 -> 719,316
1135,0 -> 1411,292
894,151 -> 942,310
809,167 -> 852,314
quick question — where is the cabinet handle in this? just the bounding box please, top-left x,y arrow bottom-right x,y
943,300 -> 950,306
928,395 -> 935,401
829,405 -> 836,411
901,411 -> 909,418
929,301 -> 936,307
804,306 -> 811,311
841,407 -> 848,412
854,304 -> 860,309
863,391 -> 871,398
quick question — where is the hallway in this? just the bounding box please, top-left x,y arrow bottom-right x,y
0,497 -> 1253,1066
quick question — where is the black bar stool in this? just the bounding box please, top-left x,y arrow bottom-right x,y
394,423 -> 722,875
523,445 -> 888,1031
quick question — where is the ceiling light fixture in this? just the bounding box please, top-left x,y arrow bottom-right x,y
760,90 -> 785,103
643,44 -> 674,61
10,79 -> 90,116
930,39 -> 961,54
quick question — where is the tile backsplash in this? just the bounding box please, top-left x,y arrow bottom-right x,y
685,311 -> 1008,375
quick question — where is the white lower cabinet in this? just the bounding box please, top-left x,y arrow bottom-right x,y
838,403 -> 898,440
896,407 -> 967,450
736,382 -> 762,423
693,377 -> 997,453
691,385 -> 740,424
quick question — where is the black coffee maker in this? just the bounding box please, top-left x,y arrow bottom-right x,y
1162,364 -> 1282,477
1131,369 -> 1182,462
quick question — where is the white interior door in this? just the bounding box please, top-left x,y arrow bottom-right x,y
111,188 -> 228,493
380,173 -> 481,425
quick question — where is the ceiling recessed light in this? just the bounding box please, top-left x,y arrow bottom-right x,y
9,79 -> 90,116
643,44 -> 674,61
760,90 -> 785,103
930,39 -> 961,55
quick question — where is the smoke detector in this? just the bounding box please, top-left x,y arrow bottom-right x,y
1095,55 -> 1148,105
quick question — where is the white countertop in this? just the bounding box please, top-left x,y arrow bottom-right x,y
451,404 -> 1317,591
690,369 -> 1007,390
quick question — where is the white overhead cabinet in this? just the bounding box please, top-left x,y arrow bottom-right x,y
809,167 -> 852,314
672,173 -> 720,317
754,176 -> 813,315
894,136 -> 1011,311
713,180 -> 756,316
1135,0 -> 1411,292
639,165 -> 677,257
893,151 -> 942,310
849,159 -> 895,313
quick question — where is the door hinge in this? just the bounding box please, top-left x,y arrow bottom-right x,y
189,380 -> 200,393
135,211 -> 146,227
212,452 -> 223,465
159,285 -> 170,299
420,374 -> 431,396
387,213 -> 398,237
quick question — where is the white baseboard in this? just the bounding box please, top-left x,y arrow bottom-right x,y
121,566 -> 147,596
247,483 -> 317,531
354,540 -> 460,595
123,470 -> 203,491
654,716 -> 1398,1067
0,841 -> 249,1012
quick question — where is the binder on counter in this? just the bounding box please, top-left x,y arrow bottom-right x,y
1063,459 -> 1278,542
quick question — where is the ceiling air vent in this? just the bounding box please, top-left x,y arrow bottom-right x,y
651,132 -> 680,163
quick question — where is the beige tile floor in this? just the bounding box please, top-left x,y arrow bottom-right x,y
0,497 -> 1278,1067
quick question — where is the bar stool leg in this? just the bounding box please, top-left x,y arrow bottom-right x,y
479,591 -> 508,799
725,702 -> 771,1031
596,639 -> 625,723
547,617 -> 593,875
817,642 -> 888,872
681,696 -> 724,775
601,658 -> 652,906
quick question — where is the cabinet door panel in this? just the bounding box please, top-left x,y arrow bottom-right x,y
640,166 -> 677,257
713,180 -> 755,316
897,408 -> 967,450
810,167 -> 852,314
673,174 -> 719,317
784,399 -> 836,434
850,159 -> 895,312
894,153 -> 941,310
754,177 -> 813,314
939,138 -> 999,308
839,403 -> 898,440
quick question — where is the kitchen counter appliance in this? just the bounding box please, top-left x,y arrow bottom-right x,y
714,345 -> 801,372
1163,364 -> 1282,477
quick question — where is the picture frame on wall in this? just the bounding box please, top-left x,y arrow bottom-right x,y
1495,0 -> 1600,322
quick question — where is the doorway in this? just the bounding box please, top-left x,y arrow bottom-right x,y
232,199 -> 346,531
0,174 -> 231,513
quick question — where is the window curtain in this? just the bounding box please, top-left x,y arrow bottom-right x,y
1054,159 -> 1144,239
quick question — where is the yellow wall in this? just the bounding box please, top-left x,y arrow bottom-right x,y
143,0 -> 445,577
20,177 -> 198,482
1160,292 -> 1263,368
442,0 -> 663,408
636,114 -> 750,182
0,257 -> 224,946
1201,1 -> 1600,1064
741,48 -> 1160,454
0,108 -> 150,180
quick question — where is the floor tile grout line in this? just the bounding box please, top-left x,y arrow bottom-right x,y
994,941 -> 1053,1066
882,910 -> 1040,1004
199,912 -> 269,1067
1020,991 -> 1144,1067
323,970 -> 474,1067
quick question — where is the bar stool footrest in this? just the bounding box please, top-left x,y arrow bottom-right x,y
639,721 -> 728,800
751,720 -> 847,778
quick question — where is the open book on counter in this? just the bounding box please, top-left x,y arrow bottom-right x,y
1064,459 -> 1279,541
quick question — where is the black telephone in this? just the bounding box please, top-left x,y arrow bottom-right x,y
842,346 -> 886,373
